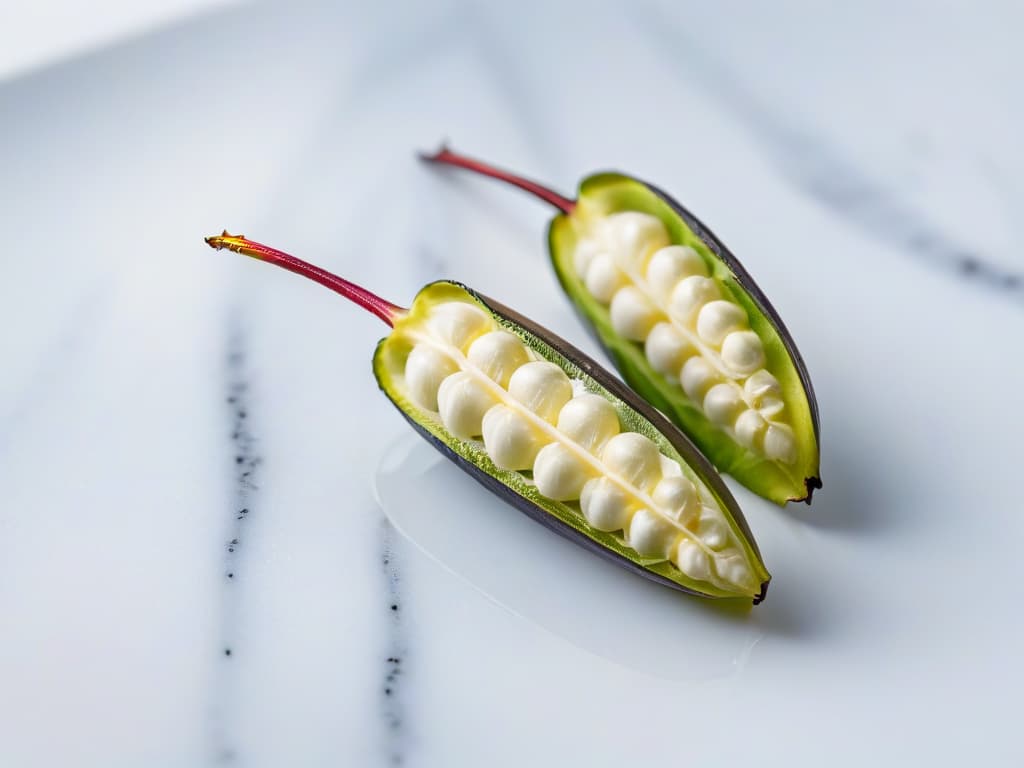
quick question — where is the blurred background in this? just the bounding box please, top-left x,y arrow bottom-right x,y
2,1 -> 1022,766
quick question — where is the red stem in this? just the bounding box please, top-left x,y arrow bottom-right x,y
205,232 -> 406,327
420,145 -> 576,215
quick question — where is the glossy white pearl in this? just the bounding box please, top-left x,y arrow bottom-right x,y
609,286 -> 660,341
651,475 -> 699,524
680,356 -> 719,402
603,211 -> 670,274
763,423 -> 797,464
467,331 -> 530,388
556,394 -> 620,452
703,382 -> 744,426
508,361 -> 573,424
720,330 -> 765,375
645,245 -> 707,303
697,512 -> 729,550
644,322 -> 694,378
744,369 -> 784,417
573,238 -> 602,276
584,252 -> 626,303
724,560 -> 753,589
404,344 -> 457,411
627,508 -> 675,558
734,408 -> 767,449
436,371 -> 494,438
533,443 -> 591,501
600,432 -> 663,492
481,404 -> 545,470
696,300 -> 747,346
669,275 -> 720,324
580,477 -> 631,532
427,302 -> 493,351
674,538 -> 711,581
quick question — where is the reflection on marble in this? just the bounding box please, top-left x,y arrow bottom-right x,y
375,435 -> 763,682
2,1 -> 1023,767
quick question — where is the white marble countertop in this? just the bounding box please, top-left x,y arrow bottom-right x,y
2,1 -> 1023,766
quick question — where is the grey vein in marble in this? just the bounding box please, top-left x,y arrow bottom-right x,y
0,283 -> 108,458
210,317 -> 263,765
635,3 -> 1024,301
380,519 -> 408,766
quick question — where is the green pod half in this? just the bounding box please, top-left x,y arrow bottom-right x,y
374,281 -> 770,603
423,150 -> 821,506
550,174 -> 820,505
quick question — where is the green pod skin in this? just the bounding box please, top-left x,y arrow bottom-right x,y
206,233 -> 770,604
423,148 -> 821,506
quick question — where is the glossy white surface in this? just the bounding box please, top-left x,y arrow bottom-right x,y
2,1 -> 1023,766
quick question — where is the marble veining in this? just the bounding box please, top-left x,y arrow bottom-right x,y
210,317 -> 263,764
635,2 -> 1024,302
2,2 -> 1023,767
379,520 -> 408,766
0,283 -> 108,458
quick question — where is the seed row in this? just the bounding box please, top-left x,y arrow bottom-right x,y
573,212 -> 797,465
401,300 -> 756,590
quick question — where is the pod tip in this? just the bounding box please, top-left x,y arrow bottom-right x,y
802,476 -> 823,505
418,139 -> 452,163
205,230 -> 261,258
752,579 -> 769,606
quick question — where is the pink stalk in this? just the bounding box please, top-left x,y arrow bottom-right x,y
205,232 -> 406,326
420,145 -> 576,215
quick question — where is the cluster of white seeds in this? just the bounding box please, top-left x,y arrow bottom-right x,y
401,300 -> 757,591
573,212 -> 796,465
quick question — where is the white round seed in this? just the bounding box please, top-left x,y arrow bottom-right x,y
720,330 -> 765,375
757,396 -> 786,418
744,369 -> 781,398
697,513 -> 729,550
481,404 -> 545,470
763,423 -> 797,464
674,538 -> 711,581
533,443 -> 591,501
426,302 -> 493,351
573,238 -> 602,276
467,331 -> 530,388
604,212 -> 670,274
556,394 -> 620,452
651,475 -> 699,524
627,508 -> 675,558
744,369 -> 784,417
644,322 -> 695,378
609,286 -> 660,341
669,275 -> 720,324
696,300 -> 747,346
734,408 -> 767,449
584,252 -> 626,304
600,432 -> 663,492
645,245 -> 707,304
404,344 -> 457,411
580,477 -> 632,532
703,382 -> 744,426
722,559 -> 753,590
508,361 -> 573,424
680,356 -> 720,402
436,371 -> 495,438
